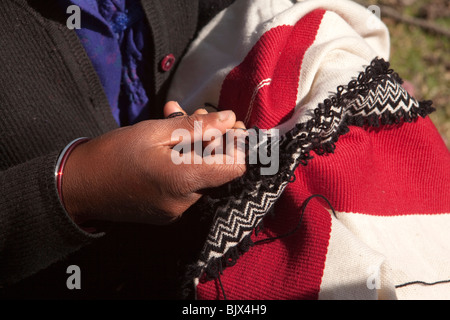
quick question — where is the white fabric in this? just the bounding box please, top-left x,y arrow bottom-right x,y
168,0 -> 389,135
321,211 -> 450,299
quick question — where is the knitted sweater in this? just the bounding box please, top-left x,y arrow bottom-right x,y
0,0 -> 234,299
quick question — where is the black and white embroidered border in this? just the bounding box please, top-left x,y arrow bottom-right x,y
183,57 -> 434,290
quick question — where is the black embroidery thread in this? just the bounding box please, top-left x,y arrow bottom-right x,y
395,279 -> 450,289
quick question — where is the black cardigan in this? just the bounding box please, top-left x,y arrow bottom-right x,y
0,0 -> 234,299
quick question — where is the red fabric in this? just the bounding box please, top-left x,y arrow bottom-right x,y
301,117 -> 450,216
218,10 -> 326,129
198,118 -> 450,300
196,8 -> 450,300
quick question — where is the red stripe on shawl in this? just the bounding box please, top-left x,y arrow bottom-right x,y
198,9 -> 327,300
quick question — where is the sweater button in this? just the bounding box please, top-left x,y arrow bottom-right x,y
160,54 -> 175,72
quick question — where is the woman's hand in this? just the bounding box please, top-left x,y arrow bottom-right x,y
61,102 -> 246,226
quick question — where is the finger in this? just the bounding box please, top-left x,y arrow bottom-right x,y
182,135 -> 247,187
164,101 -> 187,118
233,121 -> 246,130
179,156 -> 246,193
193,108 -> 208,115
192,156 -> 246,190
192,109 -> 214,148
162,110 -> 237,146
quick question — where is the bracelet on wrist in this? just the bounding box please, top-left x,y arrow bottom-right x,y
55,137 -> 90,209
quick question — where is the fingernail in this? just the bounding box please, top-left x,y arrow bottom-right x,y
218,110 -> 234,121
167,111 -> 185,119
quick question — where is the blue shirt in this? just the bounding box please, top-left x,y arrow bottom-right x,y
62,0 -> 151,126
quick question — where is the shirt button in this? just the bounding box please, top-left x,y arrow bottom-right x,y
160,54 -> 176,72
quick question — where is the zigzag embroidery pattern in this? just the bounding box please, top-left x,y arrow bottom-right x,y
198,179 -> 289,268
192,58 -> 433,282
348,77 -> 420,117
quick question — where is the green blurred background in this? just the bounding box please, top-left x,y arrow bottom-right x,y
356,0 -> 450,149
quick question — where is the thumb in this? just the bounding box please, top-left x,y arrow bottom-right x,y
163,101 -> 187,118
